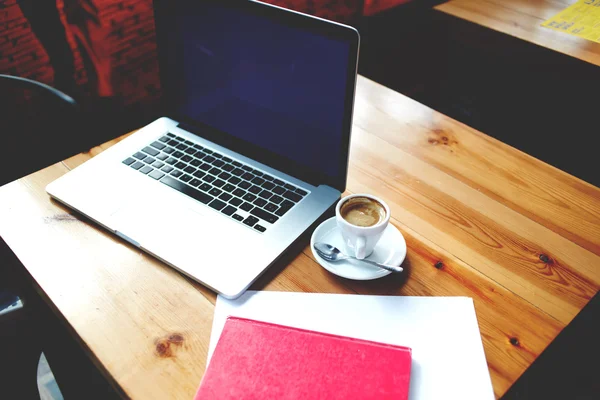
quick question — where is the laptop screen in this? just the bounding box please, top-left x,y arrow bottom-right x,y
156,0 -> 358,190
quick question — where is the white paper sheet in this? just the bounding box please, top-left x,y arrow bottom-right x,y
209,291 -> 494,400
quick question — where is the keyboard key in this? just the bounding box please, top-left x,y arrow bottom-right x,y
232,213 -> 244,222
140,166 -> 153,174
264,203 -> 278,212
175,161 -> 187,169
243,216 -> 259,227
203,149 -> 213,154
166,133 -> 176,138
242,173 -> 255,180
283,183 -> 295,190
167,139 -> 179,146
253,198 -> 267,207
229,197 -> 243,206
193,144 -> 204,150
252,177 -> 265,185
151,141 -> 166,150
166,157 -> 177,165
161,165 -> 174,173
209,188 -> 222,197
222,164 -> 234,172
199,183 -> 212,192
194,151 -> 205,159
275,205 -> 292,217
213,159 -> 225,167
176,143 -> 187,150
295,188 -> 308,196
262,174 -> 274,181
170,170 -> 182,177
231,168 -> 244,176
223,184 -> 236,192
240,202 -> 253,211
202,175 -> 216,183
250,208 -> 279,224
143,146 -> 159,156
163,147 -> 175,154
200,163 -> 211,171
181,174 -> 192,182
208,199 -> 226,211
143,157 -> 156,164
133,152 -> 146,160
283,191 -> 302,202
254,225 -> 266,232
221,205 -> 236,216
253,170 -> 263,177
222,157 -> 232,162
269,194 -> 283,204
261,181 -> 275,190
258,190 -> 272,199
182,155 -> 193,163
191,159 -> 202,167
243,193 -> 257,202
203,155 -> 215,163
149,170 -> 165,180
274,179 -> 286,186
122,157 -> 135,165
281,199 -> 294,208
242,165 -> 252,171
159,136 -> 170,143
190,178 -> 202,187
209,167 -> 221,175
232,161 -> 242,167
152,161 -> 165,169
193,170 -> 206,179
232,188 -> 246,197
184,140 -> 195,146
239,181 -> 251,189
229,176 -> 242,185
183,166 -> 196,174
212,153 -> 223,159
213,179 -> 225,188
161,176 -> 212,204
219,192 -> 232,202
217,171 -> 231,180
272,186 -> 285,195
248,185 -> 262,194
131,161 -> 144,170
184,147 -> 195,155
156,153 -> 168,161
173,151 -> 184,158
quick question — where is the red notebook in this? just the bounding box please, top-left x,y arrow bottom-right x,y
195,317 -> 412,399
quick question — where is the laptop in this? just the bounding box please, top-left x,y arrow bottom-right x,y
46,0 -> 359,298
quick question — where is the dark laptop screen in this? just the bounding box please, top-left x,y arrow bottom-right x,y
158,0 -> 356,185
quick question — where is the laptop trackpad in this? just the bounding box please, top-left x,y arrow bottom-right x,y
110,202 -> 255,278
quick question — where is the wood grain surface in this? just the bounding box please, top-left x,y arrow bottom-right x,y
1,76 -> 598,399
435,0 -> 600,67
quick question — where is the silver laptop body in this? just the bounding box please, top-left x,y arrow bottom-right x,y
46,0 -> 359,298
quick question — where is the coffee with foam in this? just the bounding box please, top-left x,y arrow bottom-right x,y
340,197 -> 386,227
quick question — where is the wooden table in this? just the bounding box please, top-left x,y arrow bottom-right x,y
435,0 -> 600,67
1,76 -> 599,399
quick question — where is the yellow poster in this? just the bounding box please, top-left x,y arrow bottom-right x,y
542,0 -> 600,43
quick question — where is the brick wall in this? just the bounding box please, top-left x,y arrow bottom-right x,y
0,0 -> 159,106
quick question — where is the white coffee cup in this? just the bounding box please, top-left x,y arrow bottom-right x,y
335,194 -> 390,259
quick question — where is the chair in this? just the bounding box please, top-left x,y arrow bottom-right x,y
0,74 -> 89,186
0,74 -> 120,398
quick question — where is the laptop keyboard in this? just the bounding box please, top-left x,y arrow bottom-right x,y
122,133 -> 308,233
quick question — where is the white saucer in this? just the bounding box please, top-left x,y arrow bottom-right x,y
310,217 -> 407,280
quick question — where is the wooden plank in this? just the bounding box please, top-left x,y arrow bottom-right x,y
435,0 -> 600,67
354,78 -> 600,257
347,125 -> 599,323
